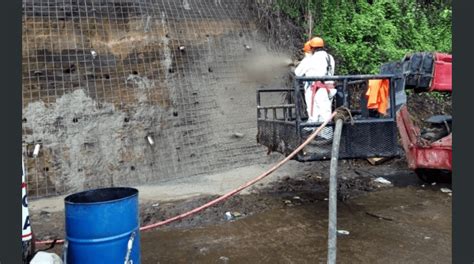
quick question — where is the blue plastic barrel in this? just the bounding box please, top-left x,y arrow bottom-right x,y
64,187 -> 140,264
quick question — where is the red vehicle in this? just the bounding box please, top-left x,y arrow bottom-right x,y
392,52 -> 452,182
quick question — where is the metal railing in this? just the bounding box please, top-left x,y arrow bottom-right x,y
256,74 -> 401,161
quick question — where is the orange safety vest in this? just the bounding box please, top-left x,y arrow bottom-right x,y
366,79 -> 390,115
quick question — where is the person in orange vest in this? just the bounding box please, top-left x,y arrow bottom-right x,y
294,37 -> 336,141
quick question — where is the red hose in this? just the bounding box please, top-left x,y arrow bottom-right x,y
35,112 -> 336,245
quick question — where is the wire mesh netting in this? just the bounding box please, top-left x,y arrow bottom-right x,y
22,0 -> 293,198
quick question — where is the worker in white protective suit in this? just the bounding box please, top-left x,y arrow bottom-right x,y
294,37 -> 336,141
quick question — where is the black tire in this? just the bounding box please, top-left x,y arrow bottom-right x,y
415,169 -> 452,183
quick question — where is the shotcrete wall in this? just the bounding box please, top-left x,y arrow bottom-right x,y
22,0 -> 292,198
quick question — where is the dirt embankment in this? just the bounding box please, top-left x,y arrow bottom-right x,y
407,92 -> 452,128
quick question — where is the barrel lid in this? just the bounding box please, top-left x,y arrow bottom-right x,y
65,187 -> 138,205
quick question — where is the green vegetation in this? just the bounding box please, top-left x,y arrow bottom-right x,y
275,0 -> 452,74
428,91 -> 451,103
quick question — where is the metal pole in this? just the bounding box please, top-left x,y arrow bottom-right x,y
327,118 -> 344,264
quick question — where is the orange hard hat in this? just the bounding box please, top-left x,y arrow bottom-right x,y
309,37 -> 324,48
303,41 -> 311,53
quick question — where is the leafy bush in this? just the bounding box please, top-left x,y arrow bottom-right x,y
275,0 -> 452,74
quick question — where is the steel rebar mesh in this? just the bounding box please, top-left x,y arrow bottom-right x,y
22,0 -> 292,198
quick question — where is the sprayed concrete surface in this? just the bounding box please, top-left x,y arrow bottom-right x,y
31,159 -> 451,263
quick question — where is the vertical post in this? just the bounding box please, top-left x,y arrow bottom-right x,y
389,78 -> 396,118
327,118 -> 344,264
294,78 -> 301,124
389,77 -> 398,149
294,79 -> 303,134
342,78 -> 348,107
341,78 -> 351,155
287,91 -> 293,120
256,90 -> 261,119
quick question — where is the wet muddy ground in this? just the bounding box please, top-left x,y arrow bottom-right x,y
31,159 -> 451,263
142,187 -> 451,264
